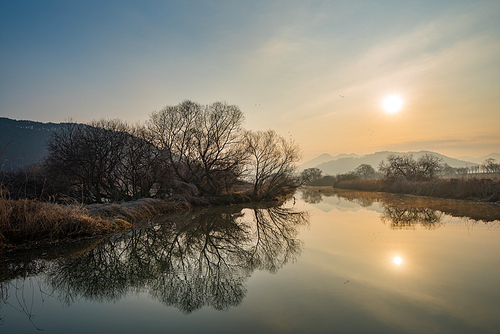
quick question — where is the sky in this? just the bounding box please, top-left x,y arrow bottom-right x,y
1,0 -> 499,162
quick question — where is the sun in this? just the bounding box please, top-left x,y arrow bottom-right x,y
393,256 -> 403,266
382,95 -> 403,113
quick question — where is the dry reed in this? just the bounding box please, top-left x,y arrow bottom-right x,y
0,197 -> 130,250
1,191 -> 283,251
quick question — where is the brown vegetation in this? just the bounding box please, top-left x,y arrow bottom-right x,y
0,197 -> 130,251
1,100 -> 302,250
335,177 -> 500,202
0,190 -> 293,252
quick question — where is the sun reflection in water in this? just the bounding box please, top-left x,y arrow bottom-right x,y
393,256 -> 403,266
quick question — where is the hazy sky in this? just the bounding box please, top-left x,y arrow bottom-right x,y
1,1 -> 499,161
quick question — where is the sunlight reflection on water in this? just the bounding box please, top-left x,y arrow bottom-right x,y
1,189 -> 500,333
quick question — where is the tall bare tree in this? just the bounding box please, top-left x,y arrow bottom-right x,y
244,130 -> 301,198
148,100 -> 247,195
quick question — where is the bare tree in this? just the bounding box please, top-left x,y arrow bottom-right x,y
417,154 -> 442,180
482,158 -> 500,173
378,154 -> 417,181
244,130 -> 301,198
379,153 -> 442,182
44,119 -> 172,203
300,168 -> 322,185
148,100 -> 247,195
117,123 -> 172,199
45,119 -> 131,203
354,164 -> 376,180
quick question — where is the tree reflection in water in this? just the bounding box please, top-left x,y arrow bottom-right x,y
301,187 -> 445,229
46,204 -> 308,313
381,206 -> 443,230
300,187 -> 323,204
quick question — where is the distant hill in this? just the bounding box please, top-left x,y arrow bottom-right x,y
457,153 -> 500,164
0,117 -> 70,171
306,150 -> 480,175
298,153 -> 359,171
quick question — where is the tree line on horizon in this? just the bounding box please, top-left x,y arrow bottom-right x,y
301,153 -> 500,186
1,101 -> 301,203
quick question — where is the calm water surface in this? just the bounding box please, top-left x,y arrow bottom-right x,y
1,188 -> 500,333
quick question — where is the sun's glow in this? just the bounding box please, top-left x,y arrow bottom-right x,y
393,256 -> 403,266
382,95 -> 403,113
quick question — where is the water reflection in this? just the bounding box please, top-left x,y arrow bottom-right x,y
1,204 -> 308,318
381,207 -> 443,230
301,187 -> 500,229
300,187 -> 323,204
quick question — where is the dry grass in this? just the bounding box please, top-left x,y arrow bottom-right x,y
87,198 -> 192,223
335,178 -> 500,202
0,197 -> 131,250
0,190 -> 287,251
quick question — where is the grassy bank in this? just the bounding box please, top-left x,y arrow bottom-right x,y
0,191 -> 289,252
335,178 -> 500,202
0,198 -> 131,251
0,198 -> 195,251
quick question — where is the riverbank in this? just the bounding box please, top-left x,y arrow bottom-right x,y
0,192 -> 292,253
333,178 -> 500,203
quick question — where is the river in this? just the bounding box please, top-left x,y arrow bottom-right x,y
1,188 -> 499,333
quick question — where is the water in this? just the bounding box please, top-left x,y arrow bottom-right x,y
1,188 -> 500,333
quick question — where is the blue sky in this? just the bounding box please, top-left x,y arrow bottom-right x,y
1,0 -> 499,161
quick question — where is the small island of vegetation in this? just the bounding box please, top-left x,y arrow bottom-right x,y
0,100 -> 301,251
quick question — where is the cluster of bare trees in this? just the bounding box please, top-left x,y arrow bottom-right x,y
378,153 -> 442,181
300,154 -> 442,186
45,120 -> 169,203
482,158 -> 500,173
147,100 -> 247,195
428,158 -> 499,178
43,101 -> 301,203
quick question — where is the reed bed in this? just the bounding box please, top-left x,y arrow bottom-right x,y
335,178 -> 500,202
0,198 -> 131,250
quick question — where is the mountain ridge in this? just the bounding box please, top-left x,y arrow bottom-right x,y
0,117 -> 72,171
298,153 -> 360,171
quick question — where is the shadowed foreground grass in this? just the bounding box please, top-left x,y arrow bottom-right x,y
335,178 -> 500,202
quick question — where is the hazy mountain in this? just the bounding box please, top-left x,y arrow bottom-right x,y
298,153 -> 360,171
0,117 -> 70,171
457,153 -> 500,164
310,150 -> 480,175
